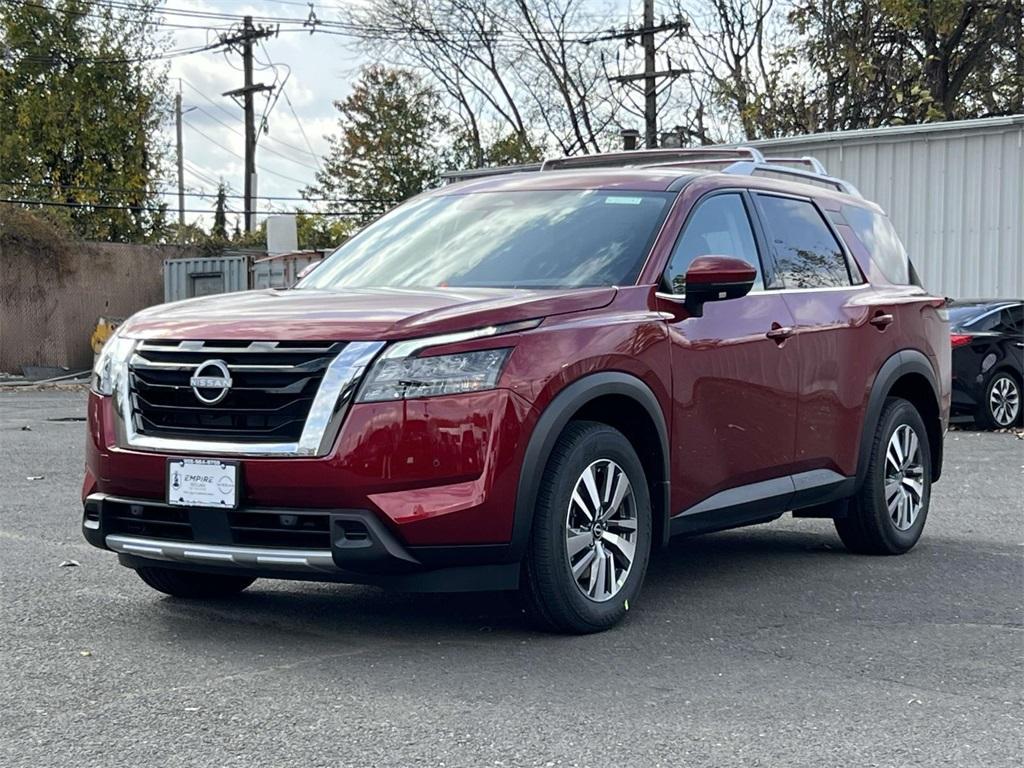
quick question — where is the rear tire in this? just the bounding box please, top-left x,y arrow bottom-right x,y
135,566 -> 255,598
835,397 -> 931,555
520,421 -> 652,634
975,371 -> 1022,430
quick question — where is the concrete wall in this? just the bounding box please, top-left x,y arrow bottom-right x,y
0,224 -> 199,373
731,115 -> 1024,299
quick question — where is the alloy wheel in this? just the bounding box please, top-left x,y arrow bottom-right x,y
565,459 -> 638,602
989,375 -> 1020,427
884,424 -> 926,531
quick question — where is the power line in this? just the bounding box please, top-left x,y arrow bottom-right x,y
14,39 -> 228,65
183,120 -> 243,160
0,198 -> 363,216
7,1 -> 235,32
8,0 -> 609,44
280,83 -> 323,172
183,119 -> 316,187
184,90 -> 321,163
0,180 -> 390,204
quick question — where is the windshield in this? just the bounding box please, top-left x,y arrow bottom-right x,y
299,189 -> 675,290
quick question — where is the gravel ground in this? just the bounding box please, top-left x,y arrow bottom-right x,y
1,389 -> 1022,768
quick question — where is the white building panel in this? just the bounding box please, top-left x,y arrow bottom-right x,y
730,116 -> 1023,299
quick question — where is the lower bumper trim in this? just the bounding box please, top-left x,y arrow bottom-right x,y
106,534 -> 339,572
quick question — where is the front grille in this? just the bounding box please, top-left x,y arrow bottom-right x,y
129,340 -> 345,442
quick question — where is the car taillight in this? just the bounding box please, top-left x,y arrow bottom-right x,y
950,333 -> 973,348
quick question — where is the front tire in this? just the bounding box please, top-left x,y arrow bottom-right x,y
135,566 -> 256,598
520,421 -> 652,634
976,371 -> 1021,429
835,397 -> 931,555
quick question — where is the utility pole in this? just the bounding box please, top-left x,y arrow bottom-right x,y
174,85 -> 185,237
605,2 -> 689,149
642,0 -> 657,150
221,16 -> 274,232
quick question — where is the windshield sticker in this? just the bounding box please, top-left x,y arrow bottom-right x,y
604,196 -> 643,205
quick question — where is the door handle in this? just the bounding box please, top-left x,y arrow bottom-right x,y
869,312 -> 894,330
766,324 -> 795,342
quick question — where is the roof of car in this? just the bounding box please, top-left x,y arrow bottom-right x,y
430,165 -> 876,210
947,299 -> 1022,308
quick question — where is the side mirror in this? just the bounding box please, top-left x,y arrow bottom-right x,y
681,255 -> 757,317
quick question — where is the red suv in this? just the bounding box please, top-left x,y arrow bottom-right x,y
83,148 -> 950,633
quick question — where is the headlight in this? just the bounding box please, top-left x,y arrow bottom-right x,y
355,321 -> 537,403
357,348 -> 511,403
91,331 -> 136,396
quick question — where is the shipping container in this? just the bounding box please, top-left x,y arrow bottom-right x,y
163,254 -> 251,303
250,251 -> 325,290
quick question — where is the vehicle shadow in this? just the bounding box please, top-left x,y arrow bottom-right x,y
139,524 -> 867,645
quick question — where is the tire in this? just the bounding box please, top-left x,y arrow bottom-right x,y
520,420 -> 652,634
135,566 -> 255,598
834,397 -> 931,555
975,370 -> 1022,430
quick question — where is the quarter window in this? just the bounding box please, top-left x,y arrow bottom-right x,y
663,194 -> 763,294
842,204 -> 911,285
990,306 -> 1023,334
757,195 -> 851,289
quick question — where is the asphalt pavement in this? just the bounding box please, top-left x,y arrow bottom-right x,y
1,389 -> 1022,767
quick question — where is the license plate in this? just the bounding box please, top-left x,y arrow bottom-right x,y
167,458 -> 239,508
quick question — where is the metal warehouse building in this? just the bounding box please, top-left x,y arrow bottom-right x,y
734,115 -> 1023,299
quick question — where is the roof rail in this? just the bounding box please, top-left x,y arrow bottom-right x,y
440,147 -> 861,198
540,146 -> 766,171
440,163 -> 543,183
722,160 -> 862,197
763,156 -> 829,175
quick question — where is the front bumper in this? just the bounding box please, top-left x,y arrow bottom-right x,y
85,387 -> 535,548
83,493 -> 519,592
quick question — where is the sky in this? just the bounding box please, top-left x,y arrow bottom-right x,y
162,1 -> 369,228
159,0 -> 638,229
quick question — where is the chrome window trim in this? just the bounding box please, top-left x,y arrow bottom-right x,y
766,283 -> 873,295
655,282 -> 872,303
113,340 -> 385,457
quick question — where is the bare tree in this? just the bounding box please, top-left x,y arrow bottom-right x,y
343,0 -> 620,160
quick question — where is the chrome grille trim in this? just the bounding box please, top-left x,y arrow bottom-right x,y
113,340 -> 385,457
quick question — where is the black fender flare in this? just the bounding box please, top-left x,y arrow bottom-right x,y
856,349 -> 942,488
509,372 -> 671,562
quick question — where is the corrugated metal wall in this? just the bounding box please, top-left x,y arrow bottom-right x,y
163,254 -> 251,303
736,116 -> 1024,299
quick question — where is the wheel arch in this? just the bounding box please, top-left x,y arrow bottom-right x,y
511,372 -> 671,562
858,350 -> 944,488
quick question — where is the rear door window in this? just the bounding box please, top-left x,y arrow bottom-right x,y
755,195 -> 852,289
994,306 -> 1023,334
841,204 -> 911,285
663,193 -> 764,294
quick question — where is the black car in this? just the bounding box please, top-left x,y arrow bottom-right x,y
948,300 -> 1023,429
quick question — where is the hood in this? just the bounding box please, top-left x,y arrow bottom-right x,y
121,286 -> 617,341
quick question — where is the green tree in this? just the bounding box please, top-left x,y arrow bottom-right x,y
0,0 -> 169,241
212,183 -> 229,241
296,213 -> 354,251
304,66 -> 448,223
789,0 -> 1023,129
